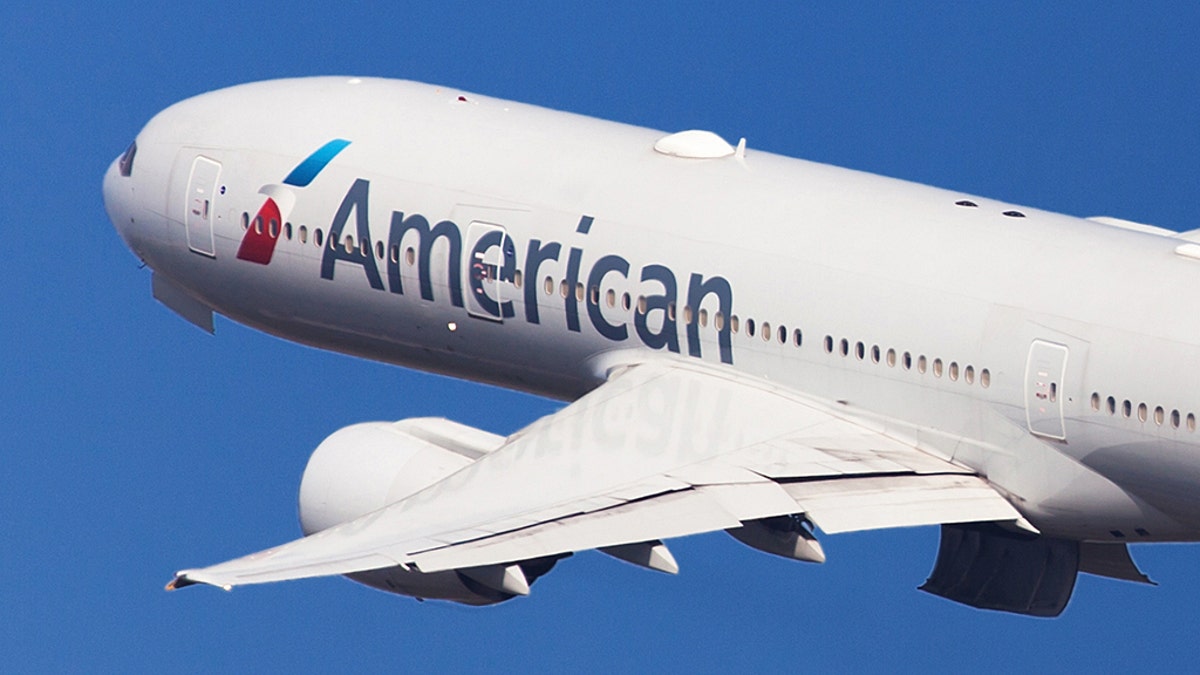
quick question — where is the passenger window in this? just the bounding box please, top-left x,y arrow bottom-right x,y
980,368 -> 990,388
855,341 -> 864,360
918,356 -> 927,374
778,325 -> 786,344
886,348 -> 896,367
314,229 -> 323,246
1172,409 -> 1181,428
1189,413 -> 1196,431
513,270 -> 523,289
1122,400 -> 1132,418
253,216 -> 263,235
637,296 -> 648,314
1155,406 -> 1165,426
560,281 -> 570,298
746,318 -> 755,337
933,358 -> 943,377
1090,393 -> 1100,411
964,365 -> 974,383
731,315 -> 740,333
241,212 -> 249,231
871,345 -> 881,363
902,352 -> 912,370
606,289 -> 616,307
840,339 -> 849,357
760,321 -> 770,341
699,308 -> 708,327
668,302 -> 677,321
284,222 -> 293,240
685,305 -> 695,324
299,225 -> 308,244
622,293 -> 632,311
949,362 -> 959,381
406,247 -> 416,266
344,235 -> 354,253
714,312 -> 725,330
794,329 -> 803,347
1137,403 -> 1148,423
375,241 -> 384,259
824,336 -> 834,354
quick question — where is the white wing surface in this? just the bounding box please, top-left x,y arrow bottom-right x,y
171,360 -> 1021,589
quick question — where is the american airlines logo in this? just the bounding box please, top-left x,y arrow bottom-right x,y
236,139 -> 351,264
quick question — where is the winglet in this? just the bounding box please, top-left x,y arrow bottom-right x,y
165,572 -> 231,592
164,575 -> 194,591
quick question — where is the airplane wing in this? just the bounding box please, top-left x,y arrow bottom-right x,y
170,360 -> 1021,590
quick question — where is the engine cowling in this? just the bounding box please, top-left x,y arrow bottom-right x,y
298,417 -> 562,605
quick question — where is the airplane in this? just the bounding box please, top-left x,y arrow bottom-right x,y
101,76 -> 1200,617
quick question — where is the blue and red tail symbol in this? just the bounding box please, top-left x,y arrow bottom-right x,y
237,139 -> 351,265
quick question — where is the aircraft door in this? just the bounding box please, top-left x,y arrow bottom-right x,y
184,156 -> 221,257
464,221 -> 515,322
1025,339 -> 1069,440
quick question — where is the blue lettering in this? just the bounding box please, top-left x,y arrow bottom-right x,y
687,273 -> 733,364
634,264 -> 679,353
523,239 -> 561,324
387,211 -> 464,307
564,246 -> 583,333
320,179 -> 384,290
587,254 -> 630,341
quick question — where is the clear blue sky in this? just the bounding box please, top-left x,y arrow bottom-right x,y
4,3 -> 1200,671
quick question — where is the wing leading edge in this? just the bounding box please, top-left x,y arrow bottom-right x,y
170,360 -> 1021,591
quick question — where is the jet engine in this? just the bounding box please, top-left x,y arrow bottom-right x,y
297,418 -> 563,605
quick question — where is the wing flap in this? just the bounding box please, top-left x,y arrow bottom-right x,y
412,488 -> 747,572
784,474 -> 1021,534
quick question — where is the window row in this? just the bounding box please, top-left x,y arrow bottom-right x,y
243,214 -> 371,254
527,276 -> 804,346
1090,392 -> 1198,431
822,336 -> 990,388
240,214 -> 804,347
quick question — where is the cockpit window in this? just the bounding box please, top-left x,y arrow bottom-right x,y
118,141 -> 137,177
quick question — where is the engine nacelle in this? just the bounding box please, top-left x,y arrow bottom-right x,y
298,417 -> 562,604
299,417 -> 502,535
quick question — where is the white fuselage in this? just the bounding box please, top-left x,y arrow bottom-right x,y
103,77 -> 1200,545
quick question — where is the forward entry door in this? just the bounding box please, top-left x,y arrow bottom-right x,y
184,156 -> 221,257
1025,340 -> 1069,440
